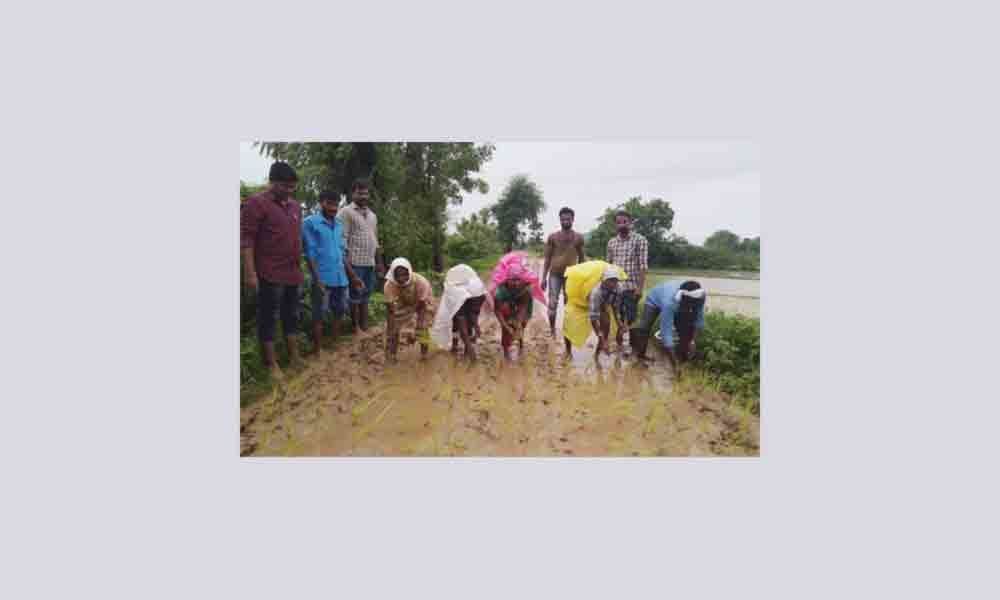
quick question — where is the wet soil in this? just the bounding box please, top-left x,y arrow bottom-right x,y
240,262 -> 759,457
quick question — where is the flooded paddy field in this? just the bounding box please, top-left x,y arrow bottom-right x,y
241,267 -> 760,457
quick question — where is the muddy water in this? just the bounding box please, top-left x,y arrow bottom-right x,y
241,266 -> 760,457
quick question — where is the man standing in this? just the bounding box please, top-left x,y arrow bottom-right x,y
241,162 -> 304,378
302,191 -> 363,354
338,178 -> 386,333
605,209 -> 648,349
541,207 -> 585,337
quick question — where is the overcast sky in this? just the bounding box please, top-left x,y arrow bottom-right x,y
240,141 -> 759,245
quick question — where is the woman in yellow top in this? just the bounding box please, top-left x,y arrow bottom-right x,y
383,257 -> 435,362
561,260 -> 627,358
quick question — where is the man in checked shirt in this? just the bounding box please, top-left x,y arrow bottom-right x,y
605,209 -> 648,350
338,178 -> 386,334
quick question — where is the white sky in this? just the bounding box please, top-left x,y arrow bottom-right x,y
240,141 -> 759,245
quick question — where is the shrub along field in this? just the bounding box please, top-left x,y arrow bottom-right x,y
636,276 -> 760,414
689,312 -> 760,413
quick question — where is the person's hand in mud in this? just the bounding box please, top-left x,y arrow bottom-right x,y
497,315 -> 515,340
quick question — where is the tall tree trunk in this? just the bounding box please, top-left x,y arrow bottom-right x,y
425,149 -> 445,273
432,231 -> 444,273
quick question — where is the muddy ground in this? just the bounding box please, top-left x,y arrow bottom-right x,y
240,265 -> 760,457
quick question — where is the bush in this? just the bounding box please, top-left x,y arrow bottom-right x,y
445,235 -> 481,262
692,311 -> 760,410
240,334 -> 264,386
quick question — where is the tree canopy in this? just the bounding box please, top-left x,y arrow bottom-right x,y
584,196 -> 675,263
253,142 -> 494,272
490,175 -> 546,251
704,230 -> 742,253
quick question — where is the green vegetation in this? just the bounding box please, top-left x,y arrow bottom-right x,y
638,276 -> 760,414
446,208 -> 503,263
689,312 -> 760,413
255,142 -> 495,273
585,196 -> 675,262
241,147 -> 760,416
583,195 -> 759,271
669,234 -> 760,271
490,175 -> 546,251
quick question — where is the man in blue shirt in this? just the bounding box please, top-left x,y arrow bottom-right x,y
632,280 -> 707,375
302,191 -> 363,354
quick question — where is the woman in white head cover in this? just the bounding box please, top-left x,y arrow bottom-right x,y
431,264 -> 487,360
383,257 -> 435,362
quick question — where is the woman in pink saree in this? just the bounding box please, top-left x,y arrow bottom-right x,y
486,252 -> 547,359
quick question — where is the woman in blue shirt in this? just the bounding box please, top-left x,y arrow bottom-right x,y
633,280 -> 706,375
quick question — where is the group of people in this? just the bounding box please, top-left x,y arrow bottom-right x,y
241,162 -> 708,378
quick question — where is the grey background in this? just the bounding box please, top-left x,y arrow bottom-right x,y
3,1 -> 997,599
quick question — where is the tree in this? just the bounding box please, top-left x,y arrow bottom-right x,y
670,232 -> 760,270
400,143 -> 494,271
584,196 -> 675,264
740,236 -> 760,255
240,180 -> 266,203
528,220 -> 544,249
704,230 -> 743,253
252,142 -> 494,272
490,175 -> 546,250
447,209 -> 502,261
255,143 -> 380,209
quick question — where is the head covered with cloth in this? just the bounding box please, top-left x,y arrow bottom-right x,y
383,257 -> 435,361
485,251 -> 547,310
430,264 -> 487,351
